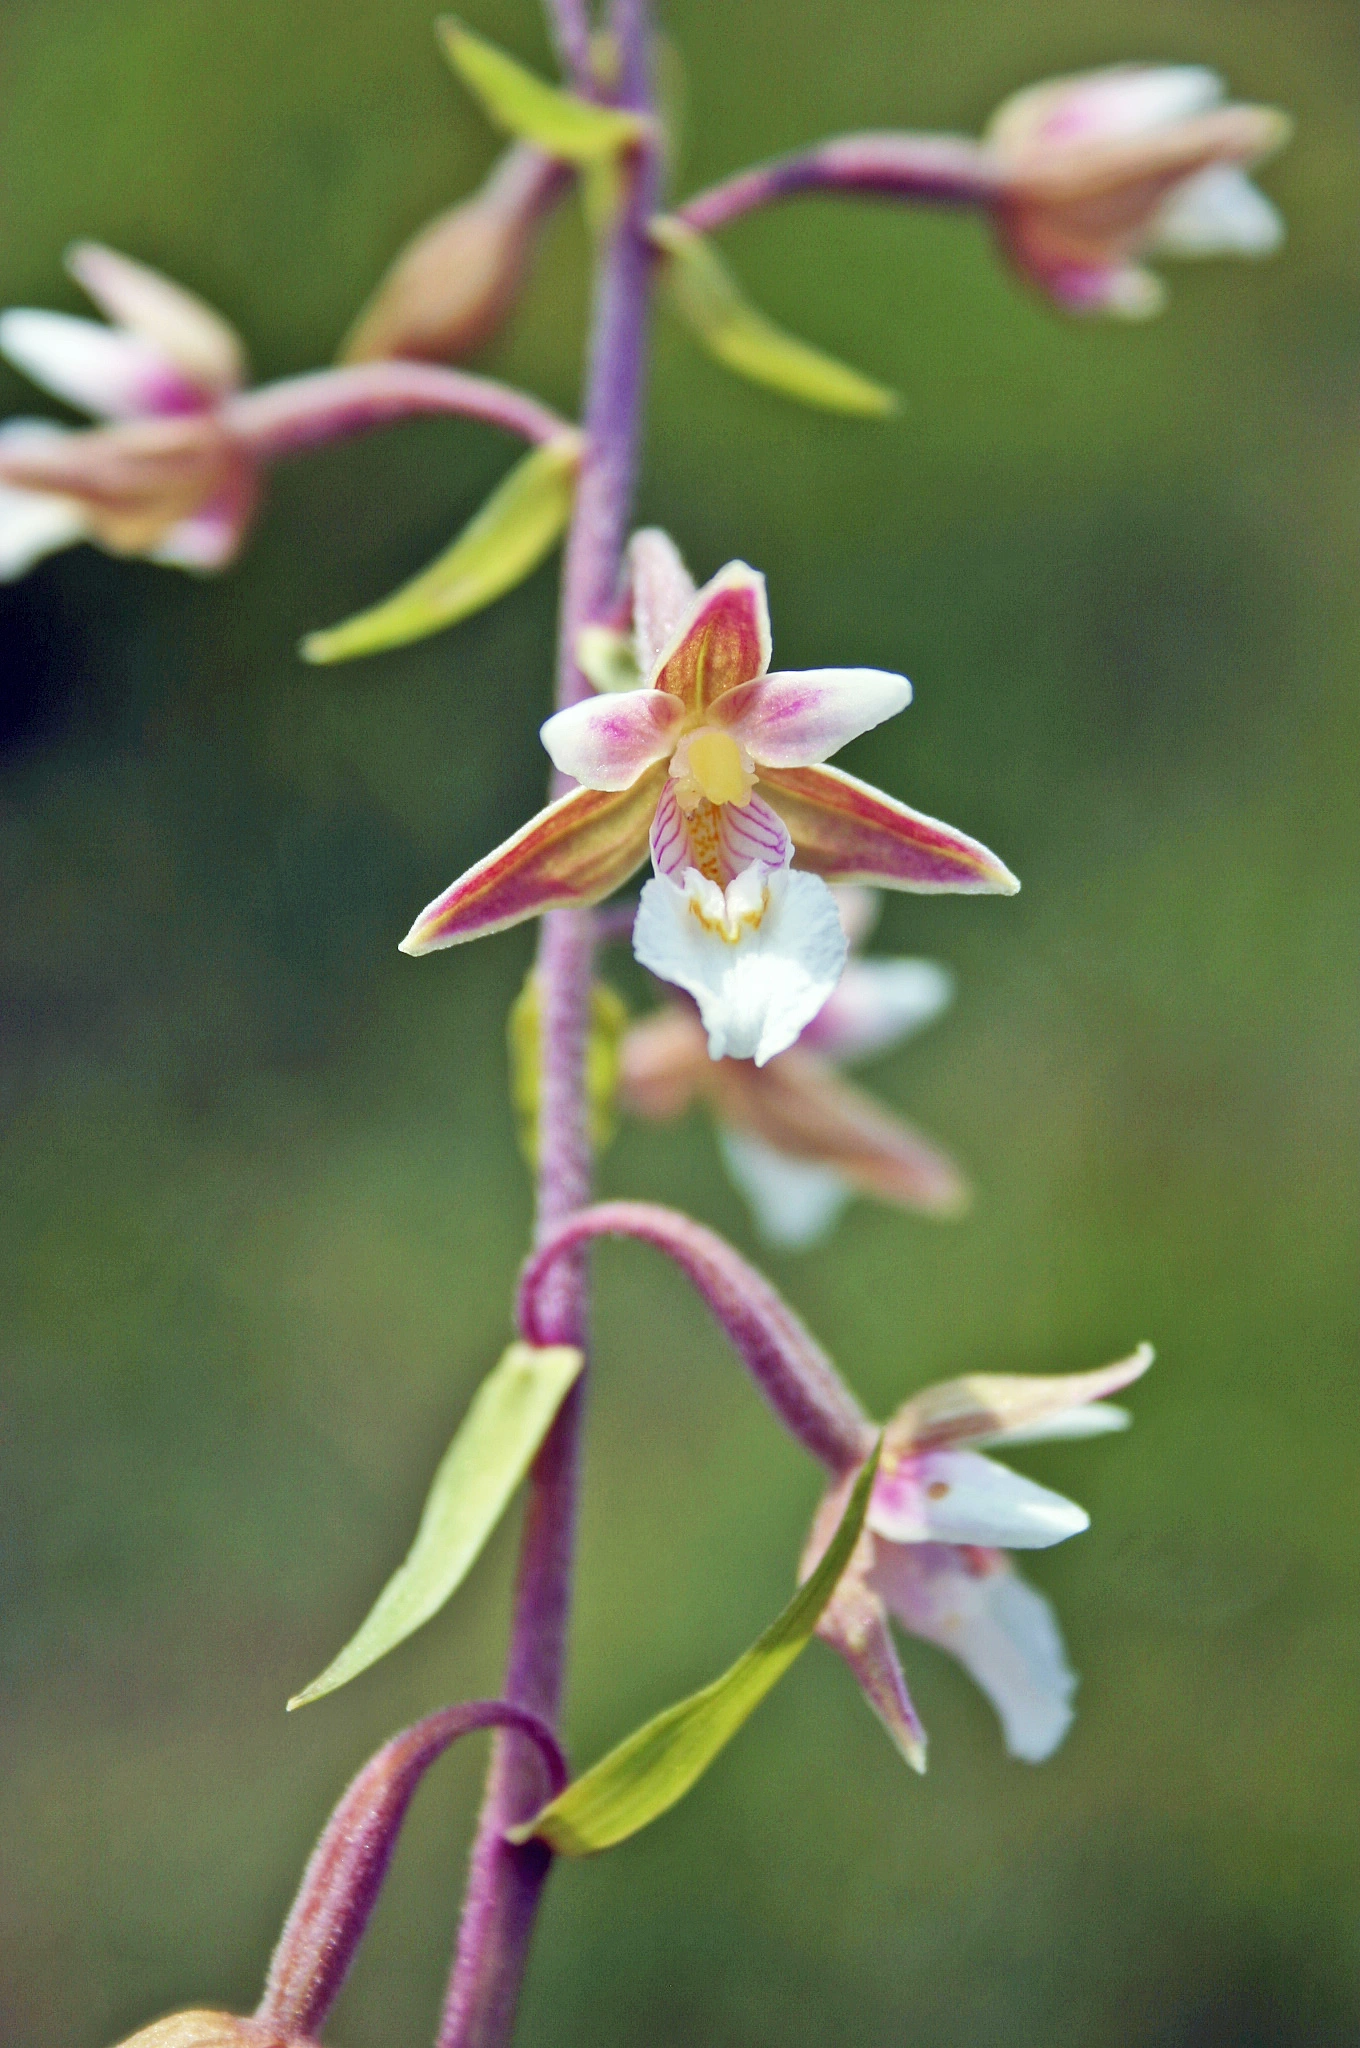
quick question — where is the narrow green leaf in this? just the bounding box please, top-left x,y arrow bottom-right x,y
301,436 -> 580,664
438,18 -> 652,162
288,1342 -> 583,1709
651,215 -> 899,419
509,1439 -> 882,1854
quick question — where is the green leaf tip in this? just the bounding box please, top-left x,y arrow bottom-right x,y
287,1340 -> 583,1710
300,435 -> 581,664
651,214 -> 897,421
507,1436 -> 882,1855
438,18 -> 654,162
650,216 -> 899,420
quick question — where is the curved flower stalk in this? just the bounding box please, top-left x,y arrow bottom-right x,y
401,528 -> 1016,1065
99,1702 -> 566,2048
518,1200 -> 875,1475
803,1346 -> 1154,1766
0,245 -> 576,582
675,66 -> 1289,323
257,1701 -> 566,2038
619,885 -> 967,1246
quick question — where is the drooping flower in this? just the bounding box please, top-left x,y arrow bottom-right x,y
619,886 -> 968,1244
0,242 -> 258,575
0,244 -> 577,592
401,530 -> 1018,1066
802,1346 -> 1153,1767
983,65 -> 1291,316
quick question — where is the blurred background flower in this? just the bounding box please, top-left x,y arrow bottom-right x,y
0,3 -> 1353,2047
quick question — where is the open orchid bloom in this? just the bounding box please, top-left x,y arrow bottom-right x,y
0,243 -> 258,574
984,66 -> 1291,316
402,530 -> 1017,1065
620,886 -> 967,1244
802,1344 -> 1153,1766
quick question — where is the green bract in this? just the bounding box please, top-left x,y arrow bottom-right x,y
508,1439 -> 881,1854
287,1341 -> 584,1709
439,18 -> 654,162
650,215 -> 899,418
301,435 -> 580,663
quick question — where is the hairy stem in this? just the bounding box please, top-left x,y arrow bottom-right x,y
255,1704 -> 565,2040
436,11 -> 659,2048
678,132 -> 999,235
518,1202 -> 875,1475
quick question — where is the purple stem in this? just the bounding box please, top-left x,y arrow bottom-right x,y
436,8 -> 661,2047
678,131 -> 1002,236
224,363 -> 573,460
519,1202 -> 875,1476
255,1702 -> 566,2041
540,0 -> 595,92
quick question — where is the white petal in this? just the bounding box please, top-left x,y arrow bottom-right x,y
633,864 -> 848,1066
717,1126 -> 852,1248
0,309 -> 203,420
973,1402 -> 1131,1448
869,1447 -> 1090,1549
0,419 -> 88,575
0,481 -> 87,577
66,242 -> 245,394
713,667 -> 911,767
540,688 -> 685,790
1150,166 -> 1284,257
872,1543 -> 1077,1762
990,66 -> 1222,155
1067,65 -> 1223,138
800,957 -> 953,1063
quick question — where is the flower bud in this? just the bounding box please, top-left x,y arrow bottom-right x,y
342,145 -> 568,364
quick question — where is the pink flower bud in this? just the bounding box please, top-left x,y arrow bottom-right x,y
342,146 -> 569,364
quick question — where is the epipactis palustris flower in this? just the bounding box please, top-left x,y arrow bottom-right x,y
802,1344 -> 1153,1768
0,242 -> 257,575
984,65 -> 1291,317
401,531 -> 1017,1065
621,886 -> 968,1244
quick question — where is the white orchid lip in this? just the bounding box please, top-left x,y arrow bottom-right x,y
633,860 -> 849,1066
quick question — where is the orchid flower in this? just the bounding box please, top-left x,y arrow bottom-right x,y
802,1345 -> 1153,1767
401,530 -> 1018,1066
984,65 -> 1292,317
619,886 -> 967,1244
0,242 -> 257,575
0,243 -> 577,592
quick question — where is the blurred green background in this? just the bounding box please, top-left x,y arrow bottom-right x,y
1,2 -> 1356,2044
